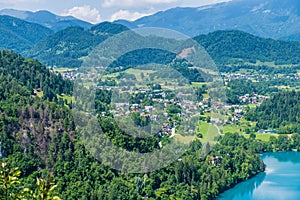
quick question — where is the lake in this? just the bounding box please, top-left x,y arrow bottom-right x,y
218,152 -> 300,200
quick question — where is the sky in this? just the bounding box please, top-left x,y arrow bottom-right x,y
0,0 -> 231,24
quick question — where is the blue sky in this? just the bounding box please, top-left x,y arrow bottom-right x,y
0,0 -> 231,23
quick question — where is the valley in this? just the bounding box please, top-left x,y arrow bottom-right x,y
1,0 -> 300,199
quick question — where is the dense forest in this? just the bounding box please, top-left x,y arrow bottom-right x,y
0,15 -> 54,53
246,91 -> 300,133
195,30 -> 300,65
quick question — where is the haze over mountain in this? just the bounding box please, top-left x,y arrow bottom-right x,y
115,0 -> 300,40
0,15 -> 54,53
0,9 -> 92,31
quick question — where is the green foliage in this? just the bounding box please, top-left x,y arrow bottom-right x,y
226,79 -> 278,104
0,163 -> 21,200
0,163 -> 61,200
0,50 -> 73,102
109,48 -> 176,71
90,22 -> 129,36
167,104 -> 181,114
246,91 -> 300,132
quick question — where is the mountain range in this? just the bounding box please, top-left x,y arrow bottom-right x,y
26,29 -> 300,68
0,9 -> 92,31
1,0 -> 300,67
1,13 -> 300,68
3,0 -> 300,40
115,0 -> 300,40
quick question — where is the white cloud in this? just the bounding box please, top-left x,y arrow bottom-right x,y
62,5 -> 102,24
103,0 -> 177,8
110,9 -> 152,21
105,0 -> 232,21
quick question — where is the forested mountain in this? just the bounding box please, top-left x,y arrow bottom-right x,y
90,22 -> 130,36
25,28 -> 300,68
195,30 -> 300,65
0,15 -> 54,53
1,14 -> 300,68
26,22 -> 129,67
116,0 -> 300,40
0,9 -> 92,31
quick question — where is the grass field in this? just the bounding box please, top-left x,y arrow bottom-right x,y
221,121 -> 281,142
197,121 -> 220,144
175,135 -> 196,144
255,133 -> 278,142
52,67 -> 77,73
247,103 -> 258,109
192,82 -> 208,88
244,60 -> 297,68
221,124 -> 243,134
125,68 -> 156,82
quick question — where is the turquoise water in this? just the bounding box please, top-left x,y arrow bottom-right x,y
218,152 -> 300,200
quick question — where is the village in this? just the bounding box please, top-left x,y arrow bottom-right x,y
55,68 -> 288,138
106,84 -> 200,137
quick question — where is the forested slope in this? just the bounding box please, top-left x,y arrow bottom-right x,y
195,30 -> 300,65
246,91 -> 300,133
0,50 -> 266,199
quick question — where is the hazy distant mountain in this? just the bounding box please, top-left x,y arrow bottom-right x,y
0,15 -> 53,52
115,0 -> 300,40
0,9 -> 92,31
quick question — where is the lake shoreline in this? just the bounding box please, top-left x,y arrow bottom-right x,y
217,151 -> 300,200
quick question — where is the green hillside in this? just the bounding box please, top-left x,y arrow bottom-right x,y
27,28 -> 300,68
26,22 -> 129,67
195,30 -> 300,65
0,15 -> 54,52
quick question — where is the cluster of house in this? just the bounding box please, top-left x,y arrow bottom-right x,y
108,86 -> 202,137
239,93 -> 269,104
223,73 -> 265,82
257,129 -> 277,134
60,70 -> 77,80
199,98 -> 211,111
